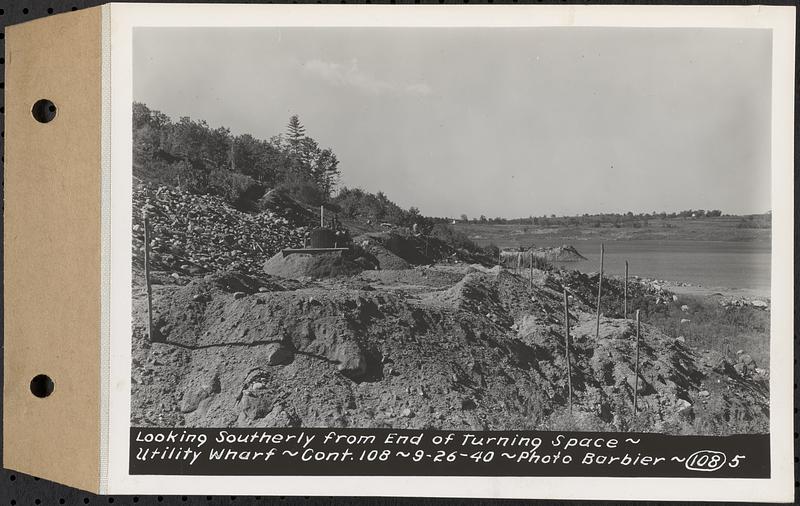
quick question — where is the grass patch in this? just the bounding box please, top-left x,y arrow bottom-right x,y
642,295 -> 769,368
563,272 -> 770,367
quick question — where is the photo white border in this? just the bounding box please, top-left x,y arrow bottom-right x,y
104,3 -> 796,500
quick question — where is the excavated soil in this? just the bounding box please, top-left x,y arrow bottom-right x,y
132,266 -> 768,434
532,245 -> 588,262
501,245 -> 587,265
262,250 -> 372,280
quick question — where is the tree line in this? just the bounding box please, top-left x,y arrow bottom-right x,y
332,187 -> 429,229
133,103 -> 341,209
452,209 -> 728,227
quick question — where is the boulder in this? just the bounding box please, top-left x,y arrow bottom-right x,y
265,343 -> 294,366
179,373 -> 220,413
335,341 -> 367,379
738,353 -> 756,367
676,399 -> 694,421
239,391 -> 273,421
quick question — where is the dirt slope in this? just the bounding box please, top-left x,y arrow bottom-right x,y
132,266 -> 768,434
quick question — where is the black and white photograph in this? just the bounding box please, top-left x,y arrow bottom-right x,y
129,25 -> 774,437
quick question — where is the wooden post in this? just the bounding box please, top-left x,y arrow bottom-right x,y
517,251 -> 521,274
230,137 -> 236,172
563,287 -> 573,415
633,309 -> 641,418
320,205 -> 324,228
595,243 -> 604,339
529,251 -> 533,290
143,213 -> 155,343
624,260 -> 629,319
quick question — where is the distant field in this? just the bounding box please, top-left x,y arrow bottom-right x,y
452,216 -> 770,249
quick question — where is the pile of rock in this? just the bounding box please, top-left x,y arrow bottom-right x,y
720,297 -> 770,310
531,244 -> 587,262
132,183 -> 307,276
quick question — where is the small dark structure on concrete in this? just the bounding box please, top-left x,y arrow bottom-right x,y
310,228 -> 336,248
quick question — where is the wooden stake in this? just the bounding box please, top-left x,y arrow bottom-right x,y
529,251 -> 533,290
143,213 -> 155,343
563,287 -> 573,415
320,205 -> 324,228
517,251 -> 521,274
624,260 -> 629,320
634,309 -> 641,418
595,243 -> 604,339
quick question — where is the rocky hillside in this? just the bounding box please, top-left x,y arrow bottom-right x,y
133,183 -> 307,276
132,265 -> 768,434
133,184 -> 493,279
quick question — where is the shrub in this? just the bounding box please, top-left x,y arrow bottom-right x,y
483,242 -> 500,260
208,171 -> 264,211
276,180 -> 327,207
429,224 -> 481,253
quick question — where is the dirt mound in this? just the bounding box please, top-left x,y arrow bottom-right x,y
354,232 -> 432,266
133,183 -> 306,276
355,266 -> 467,293
532,244 -> 588,262
500,245 -> 587,266
354,236 -> 410,270
426,272 -> 513,326
560,269 -> 668,318
262,251 -> 372,280
355,230 -> 493,268
520,315 -> 767,432
133,267 -> 768,433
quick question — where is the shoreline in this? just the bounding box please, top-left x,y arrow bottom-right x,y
619,274 -> 771,304
580,268 -> 770,302
660,281 -> 769,301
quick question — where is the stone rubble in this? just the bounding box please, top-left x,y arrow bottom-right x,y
133,183 -> 307,276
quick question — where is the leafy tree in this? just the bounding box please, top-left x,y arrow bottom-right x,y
132,103 -> 342,205
312,148 -> 340,195
332,187 -> 432,231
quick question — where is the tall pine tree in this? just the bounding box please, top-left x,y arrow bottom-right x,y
286,115 -> 306,156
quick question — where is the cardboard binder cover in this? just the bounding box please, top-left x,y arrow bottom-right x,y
4,6 -> 104,493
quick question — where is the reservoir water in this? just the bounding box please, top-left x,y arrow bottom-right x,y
533,238 -> 771,294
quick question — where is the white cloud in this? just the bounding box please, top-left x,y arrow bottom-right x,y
303,59 -> 432,96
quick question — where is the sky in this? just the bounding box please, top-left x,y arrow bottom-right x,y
133,27 -> 772,218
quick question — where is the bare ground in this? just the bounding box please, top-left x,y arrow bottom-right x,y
131,265 -> 769,434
